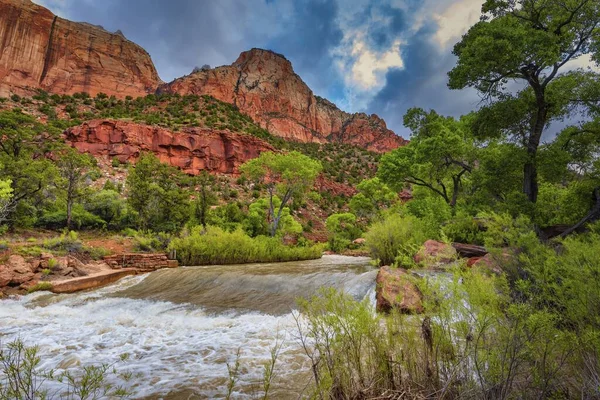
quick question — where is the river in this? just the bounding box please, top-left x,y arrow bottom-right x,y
0,255 -> 376,399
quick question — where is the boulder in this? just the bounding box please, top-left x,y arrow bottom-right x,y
8,255 -> 33,274
0,265 -> 12,287
414,240 -> 457,266
352,238 -> 366,245
6,255 -> 35,285
376,266 -> 423,314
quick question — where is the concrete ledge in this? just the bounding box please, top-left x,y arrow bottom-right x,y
51,268 -> 139,294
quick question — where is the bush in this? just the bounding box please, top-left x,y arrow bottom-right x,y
37,208 -> 107,230
0,339 -> 130,398
325,213 -> 361,253
42,231 -> 83,253
364,214 -> 428,266
133,231 -> 173,252
170,226 -> 323,265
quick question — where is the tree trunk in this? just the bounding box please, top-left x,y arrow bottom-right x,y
523,154 -> 538,203
66,198 -> 72,230
524,89 -> 547,204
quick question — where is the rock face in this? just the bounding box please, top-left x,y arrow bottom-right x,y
64,120 -> 275,175
376,266 -> 423,314
160,49 -> 407,153
0,0 -> 161,98
0,2 -> 405,151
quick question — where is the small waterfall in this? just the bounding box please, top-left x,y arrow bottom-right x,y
0,255 -> 375,399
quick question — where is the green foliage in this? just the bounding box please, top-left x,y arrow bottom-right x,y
42,231 -> 83,254
0,339 -> 130,399
348,177 -> 397,220
84,189 -> 126,229
325,213 -> 361,253
244,197 -> 302,238
126,153 -> 190,232
169,226 -> 322,265
0,178 -> 13,225
241,151 -> 322,236
0,110 -> 60,225
379,109 -> 475,207
449,0 -> 600,204
37,206 -> 107,231
364,214 -> 429,266
27,281 -> 53,293
133,231 -> 173,252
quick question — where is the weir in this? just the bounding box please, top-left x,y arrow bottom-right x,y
0,255 -> 375,399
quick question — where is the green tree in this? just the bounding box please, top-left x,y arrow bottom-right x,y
325,213 -> 361,252
85,189 -> 126,229
56,148 -> 95,229
193,172 -> 218,228
378,108 -> 475,209
126,153 -> 190,232
0,110 -> 59,225
244,197 -> 302,238
449,0 -> 600,204
241,151 -> 322,236
0,178 -> 13,225
349,177 -> 397,219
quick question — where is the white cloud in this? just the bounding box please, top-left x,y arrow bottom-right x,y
565,53 -> 600,72
433,0 -> 484,49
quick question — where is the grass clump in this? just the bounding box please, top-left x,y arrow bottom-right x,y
27,282 -> 53,293
42,231 -> 82,254
170,226 -> 323,265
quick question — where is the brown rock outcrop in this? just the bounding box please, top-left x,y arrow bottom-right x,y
0,0 -> 161,98
376,266 -> 423,314
160,48 -> 407,153
64,120 -> 275,175
414,240 -> 458,267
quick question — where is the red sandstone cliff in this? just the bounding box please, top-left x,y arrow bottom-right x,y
0,0 -> 161,98
0,0 -> 405,152
64,120 -> 275,175
160,49 -> 407,153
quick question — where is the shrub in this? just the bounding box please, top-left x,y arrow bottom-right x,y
0,339 -> 130,398
37,208 -> 107,230
364,214 -> 428,266
325,213 -> 361,253
170,226 -> 322,265
42,231 -> 83,254
47,258 -> 57,269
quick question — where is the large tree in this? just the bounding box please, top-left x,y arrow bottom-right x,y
378,108 -> 476,209
449,0 -> 600,204
241,151 -> 322,237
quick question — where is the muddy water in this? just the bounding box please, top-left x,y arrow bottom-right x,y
0,255 -> 375,399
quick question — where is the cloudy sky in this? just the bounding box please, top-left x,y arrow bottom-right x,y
30,0 -> 559,137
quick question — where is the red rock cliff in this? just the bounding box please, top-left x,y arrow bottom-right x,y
0,0 -> 161,98
64,120 -> 275,175
160,49 -> 407,153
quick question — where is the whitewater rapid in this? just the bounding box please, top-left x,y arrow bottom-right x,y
0,255 -> 375,399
